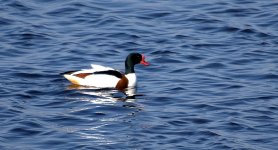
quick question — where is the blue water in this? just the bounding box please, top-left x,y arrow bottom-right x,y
1,0 -> 278,149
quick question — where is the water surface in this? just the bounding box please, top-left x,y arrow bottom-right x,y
0,0 -> 278,149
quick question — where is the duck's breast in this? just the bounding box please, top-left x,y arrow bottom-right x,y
126,73 -> 137,87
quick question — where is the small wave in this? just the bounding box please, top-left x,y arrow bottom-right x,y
7,1 -> 34,12
12,72 -> 45,79
0,17 -> 14,25
9,127 -> 41,136
198,62 -> 226,69
45,7 -> 80,17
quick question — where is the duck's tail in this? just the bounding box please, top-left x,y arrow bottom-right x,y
61,71 -> 82,85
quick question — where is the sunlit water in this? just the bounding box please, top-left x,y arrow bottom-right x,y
0,0 -> 278,149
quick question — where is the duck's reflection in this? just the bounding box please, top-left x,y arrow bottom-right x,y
67,84 -> 140,102
65,84 -> 144,144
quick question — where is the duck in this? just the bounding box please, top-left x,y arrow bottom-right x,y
62,53 -> 149,91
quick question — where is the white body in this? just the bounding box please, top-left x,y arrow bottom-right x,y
64,64 -> 137,88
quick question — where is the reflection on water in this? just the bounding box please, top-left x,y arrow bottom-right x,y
63,84 -> 144,145
67,84 -> 138,102
65,84 -> 142,107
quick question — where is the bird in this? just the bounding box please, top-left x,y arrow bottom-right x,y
62,53 -> 149,91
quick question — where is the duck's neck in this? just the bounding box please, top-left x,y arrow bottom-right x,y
125,61 -> 135,74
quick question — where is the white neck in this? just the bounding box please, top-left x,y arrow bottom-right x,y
126,73 -> 137,87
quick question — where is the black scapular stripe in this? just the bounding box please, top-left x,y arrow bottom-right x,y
60,70 -> 78,75
94,70 -> 123,78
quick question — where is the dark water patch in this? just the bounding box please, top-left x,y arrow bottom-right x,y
19,32 -> 51,41
9,127 -> 41,136
12,72 -> 46,79
210,143 -> 233,150
223,85 -> 245,89
167,86 -> 185,92
107,32 -> 140,39
20,120 -> 43,129
168,120 -> 189,127
170,68 -> 189,73
257,32 -> 272,38
16,93 -> 33,99
258,74 -> 278,80
68,2 -> 99,10
145,12 -> 171,18
25,90 -> 45,96
174,34 -> 191,39
0,17 -> 15,26
267,106 -> 278,111
240,28 -> 256,34
196,26 -> 219,32
7,1 -> 34,12
222,121 -> 246,131
198,62 -> 226,69
153,38 -> 170,44
187,118 -> 212,124
45,7 -> 80,17
199,130 -> 220,137
6,31 -> 52,46
193,43 -> 227,48
186,15 -> 222,24
40,140 -> 68,148
218,26 -> 240,33
230,59 -> 253,65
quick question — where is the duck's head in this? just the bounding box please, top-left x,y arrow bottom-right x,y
125,53 -> 149,74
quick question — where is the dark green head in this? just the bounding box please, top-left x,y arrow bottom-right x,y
125,53 -> 149,74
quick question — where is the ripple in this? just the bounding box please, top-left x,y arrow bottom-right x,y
168,120 -> 189,126
217,26 -> 240,33
7,1 -> 34,11
188,118 -> 212,124
9,127 -> 41,136
198,62 -> 226,69
46,7 -> 80,17
193,43 -> 227,47
0,17 -> 15,25
12,72 -> 45,79
170,68 -> 189,73
144,12 -> 171,18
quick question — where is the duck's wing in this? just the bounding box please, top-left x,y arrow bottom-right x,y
90,64 -> 115,72
64,64 -> 115,76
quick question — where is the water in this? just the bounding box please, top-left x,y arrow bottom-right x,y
0,0 -> 278,149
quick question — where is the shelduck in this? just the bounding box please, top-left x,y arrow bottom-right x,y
62,53 -> 149,91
